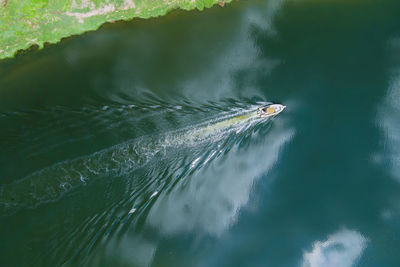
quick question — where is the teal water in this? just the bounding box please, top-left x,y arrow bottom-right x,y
1,0 -> 400,266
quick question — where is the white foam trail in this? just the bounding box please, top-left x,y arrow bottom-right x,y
128,208 -> 136,214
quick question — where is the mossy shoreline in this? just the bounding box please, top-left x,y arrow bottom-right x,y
0,0 -> 230,60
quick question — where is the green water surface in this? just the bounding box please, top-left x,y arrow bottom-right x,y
1,0 -> 400,266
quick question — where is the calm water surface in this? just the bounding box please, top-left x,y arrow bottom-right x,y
1,0 -> 400,266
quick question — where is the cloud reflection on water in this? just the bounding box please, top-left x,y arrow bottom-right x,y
179,0 -> 284,101
378,38 -> 400,183
302,229 -> 368,267
147,121 -> 294,236
99,119 -> 293,266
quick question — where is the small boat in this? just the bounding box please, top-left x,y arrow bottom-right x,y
257,104 -> 286,118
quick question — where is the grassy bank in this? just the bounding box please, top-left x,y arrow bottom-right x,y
0,0 -> 229,59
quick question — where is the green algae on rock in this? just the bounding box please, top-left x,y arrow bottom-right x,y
0,0 -> 229,60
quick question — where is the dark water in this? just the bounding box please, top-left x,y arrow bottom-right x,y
1,0 -> 400,266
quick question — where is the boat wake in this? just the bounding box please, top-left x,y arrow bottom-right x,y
0,101 -> 274,214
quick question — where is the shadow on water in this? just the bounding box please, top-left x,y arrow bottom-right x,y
0,3 -> 253,108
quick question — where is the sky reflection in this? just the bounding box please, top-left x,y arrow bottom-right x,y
378,38 -> 400,183
302,229 -> 368,267
147,121 -> 294,237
